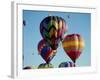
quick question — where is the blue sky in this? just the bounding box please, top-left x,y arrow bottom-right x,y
23,10 -> 91,68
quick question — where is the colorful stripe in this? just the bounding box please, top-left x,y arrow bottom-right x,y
62,41 -> 84,49
62,34 -> 85,63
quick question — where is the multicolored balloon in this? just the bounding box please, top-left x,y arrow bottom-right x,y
40,16 -> 67,50
38,63 -> 53,69
62,34 -> 85,63
40,46 -> 57,64
59,61 -> 75,68
38,39 -> 57,64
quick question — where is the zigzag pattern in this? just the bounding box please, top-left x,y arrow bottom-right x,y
42,27 -> 57,38
41,22 -> 57,33
40,17 -> 63,39
40,16 -> 66,50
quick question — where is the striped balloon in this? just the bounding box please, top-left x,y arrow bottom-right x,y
62,34 -> 85,63
40,16 -> 67,50
59,61 -> 75,68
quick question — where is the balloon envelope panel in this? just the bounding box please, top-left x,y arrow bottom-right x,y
40,16 -> 67,50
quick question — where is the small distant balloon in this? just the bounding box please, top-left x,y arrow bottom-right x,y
23,20 -> 26,26
67,15 -> 70,18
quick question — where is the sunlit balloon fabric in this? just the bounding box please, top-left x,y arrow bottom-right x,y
40,16 -> 67,50
62,34 -> 85,63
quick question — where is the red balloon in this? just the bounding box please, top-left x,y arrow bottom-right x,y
62,34 -> 85,63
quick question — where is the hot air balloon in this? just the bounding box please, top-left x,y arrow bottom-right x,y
40,16 -> 67,50
59,61 -> 75,68
62,34 -> 85,63
38,63 -> 53,69
40,46 -> 57,64
38,39 -> 57,64
23,20 -> 26,26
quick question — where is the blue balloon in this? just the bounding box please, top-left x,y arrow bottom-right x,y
40,46 -> 56,64
59,61 -> 75,68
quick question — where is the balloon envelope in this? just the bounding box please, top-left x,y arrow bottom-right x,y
40,46 -> 56,64
59,61 -> 75,68
40,16 -> 67,50
23,20 -> 26,26
62,34 -> 85,63
38,63 -> 53,69
38,39 -> 57,64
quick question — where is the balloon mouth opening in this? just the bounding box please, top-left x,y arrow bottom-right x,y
73,60 -> 76,63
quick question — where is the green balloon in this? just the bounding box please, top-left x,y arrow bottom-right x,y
38,63 -> 53,69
